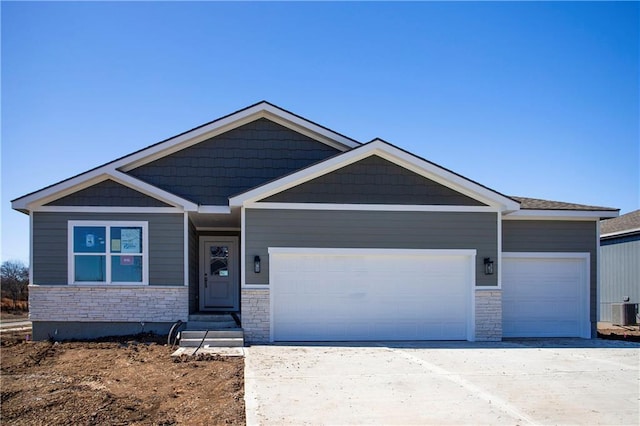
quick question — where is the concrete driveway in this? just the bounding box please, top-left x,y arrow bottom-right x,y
245,339 -> 639,425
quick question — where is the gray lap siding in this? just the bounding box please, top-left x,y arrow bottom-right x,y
32,212 -> 184,285
501,220 -> 598,323
245,209 -> 498,286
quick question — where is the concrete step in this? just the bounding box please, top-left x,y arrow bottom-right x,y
185,320 -> 237,330
181,329 -> 244,339
179,337 -> 244,347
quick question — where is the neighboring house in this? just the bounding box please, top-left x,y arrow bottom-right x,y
12,102 -> 619,342
599,210 -> 640,322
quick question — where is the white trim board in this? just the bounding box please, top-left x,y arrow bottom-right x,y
600,227 -> 640,239
117,103 -> 359,172
502,251 -> 591,260
33,206 -> 184,214
183,213 -> 189,287
12,102 -> 358,213
67,220 -> 149,286
230,140 -> 520,212
14,171 -> 198,212
247,202 -> 498,212
504,210 -> 617,220
268,247 -> 478,257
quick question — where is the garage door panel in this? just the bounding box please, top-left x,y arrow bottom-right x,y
271,250 -> 473,341
502,255 -> 588,338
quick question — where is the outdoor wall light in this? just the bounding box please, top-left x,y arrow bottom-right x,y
254,255 -> 261,274
484,257 -> 494,275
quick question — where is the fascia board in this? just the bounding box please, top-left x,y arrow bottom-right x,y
600,227 -> 640,239
367,141 -> 520,211
229,146 -> 376,206
260,105 -> 359,150
109,171 -> 198,211
13,102 -> 359,211
117,107 -> 268,172
118,103 -> 358,172
14,168 -> 197,212
503,209 -> 619,220
14,169 -> 111,211
230,140 -> 519,210
197,205 -> 231,214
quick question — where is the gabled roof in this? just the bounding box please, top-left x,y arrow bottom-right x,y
11,101 -> 359,213
11,101 -> 620,219
229,138 -> 522,212
601,209 -> 640,238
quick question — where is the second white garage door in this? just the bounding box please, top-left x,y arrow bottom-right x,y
502,253 -> 590,338
269,248 -> 475,342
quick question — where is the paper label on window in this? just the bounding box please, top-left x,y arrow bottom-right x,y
121,229 -> 141,253
111,239 -> 121,251
120,256 -> 134,266
219,270 -> 229,277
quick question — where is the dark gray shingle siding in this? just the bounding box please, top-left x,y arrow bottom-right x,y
263,155 -> 486,205
128,118 -> 340,205
46,180 -> 171,207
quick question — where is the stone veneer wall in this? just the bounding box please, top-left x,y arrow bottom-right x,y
475,290 -> 502,341
29,285 -> 188,322
241,288 -> 270,343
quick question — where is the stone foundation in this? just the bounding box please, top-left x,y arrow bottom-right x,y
475,290 -> 502,341
29,284 -> 188,323
241,288 -> 270,343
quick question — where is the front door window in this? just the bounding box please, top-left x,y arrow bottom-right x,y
210,246 -> 229,277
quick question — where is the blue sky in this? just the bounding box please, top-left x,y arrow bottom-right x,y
2,1 -> 638,264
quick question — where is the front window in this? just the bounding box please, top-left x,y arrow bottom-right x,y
69,221 -> 148,285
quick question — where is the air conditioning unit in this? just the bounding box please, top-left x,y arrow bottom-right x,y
611,303 -> 638,326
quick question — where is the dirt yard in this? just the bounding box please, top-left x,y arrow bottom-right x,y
0,331 -> 245,425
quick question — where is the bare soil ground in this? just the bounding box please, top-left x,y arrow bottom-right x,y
0,331 -> 245,425
0,298 -> 28,321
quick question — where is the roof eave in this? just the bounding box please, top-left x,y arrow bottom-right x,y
11,101 -> 360,211
504,209 -> 619,220
230,139 -> 521,210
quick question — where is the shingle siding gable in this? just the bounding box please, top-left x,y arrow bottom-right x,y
46,179 -> 171,207
262,155 -> 486,206
127,118 -> 340,205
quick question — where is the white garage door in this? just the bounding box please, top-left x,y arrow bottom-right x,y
502,253 -> 590,338
269,248 -> 475,341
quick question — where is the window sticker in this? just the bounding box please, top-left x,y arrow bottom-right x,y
121,228 -> 141,253
111,239 -> 121,252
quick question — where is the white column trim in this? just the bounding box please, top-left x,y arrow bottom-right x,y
183,213 -> 189,286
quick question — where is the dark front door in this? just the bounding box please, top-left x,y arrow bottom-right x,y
199,237 -> 239,311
